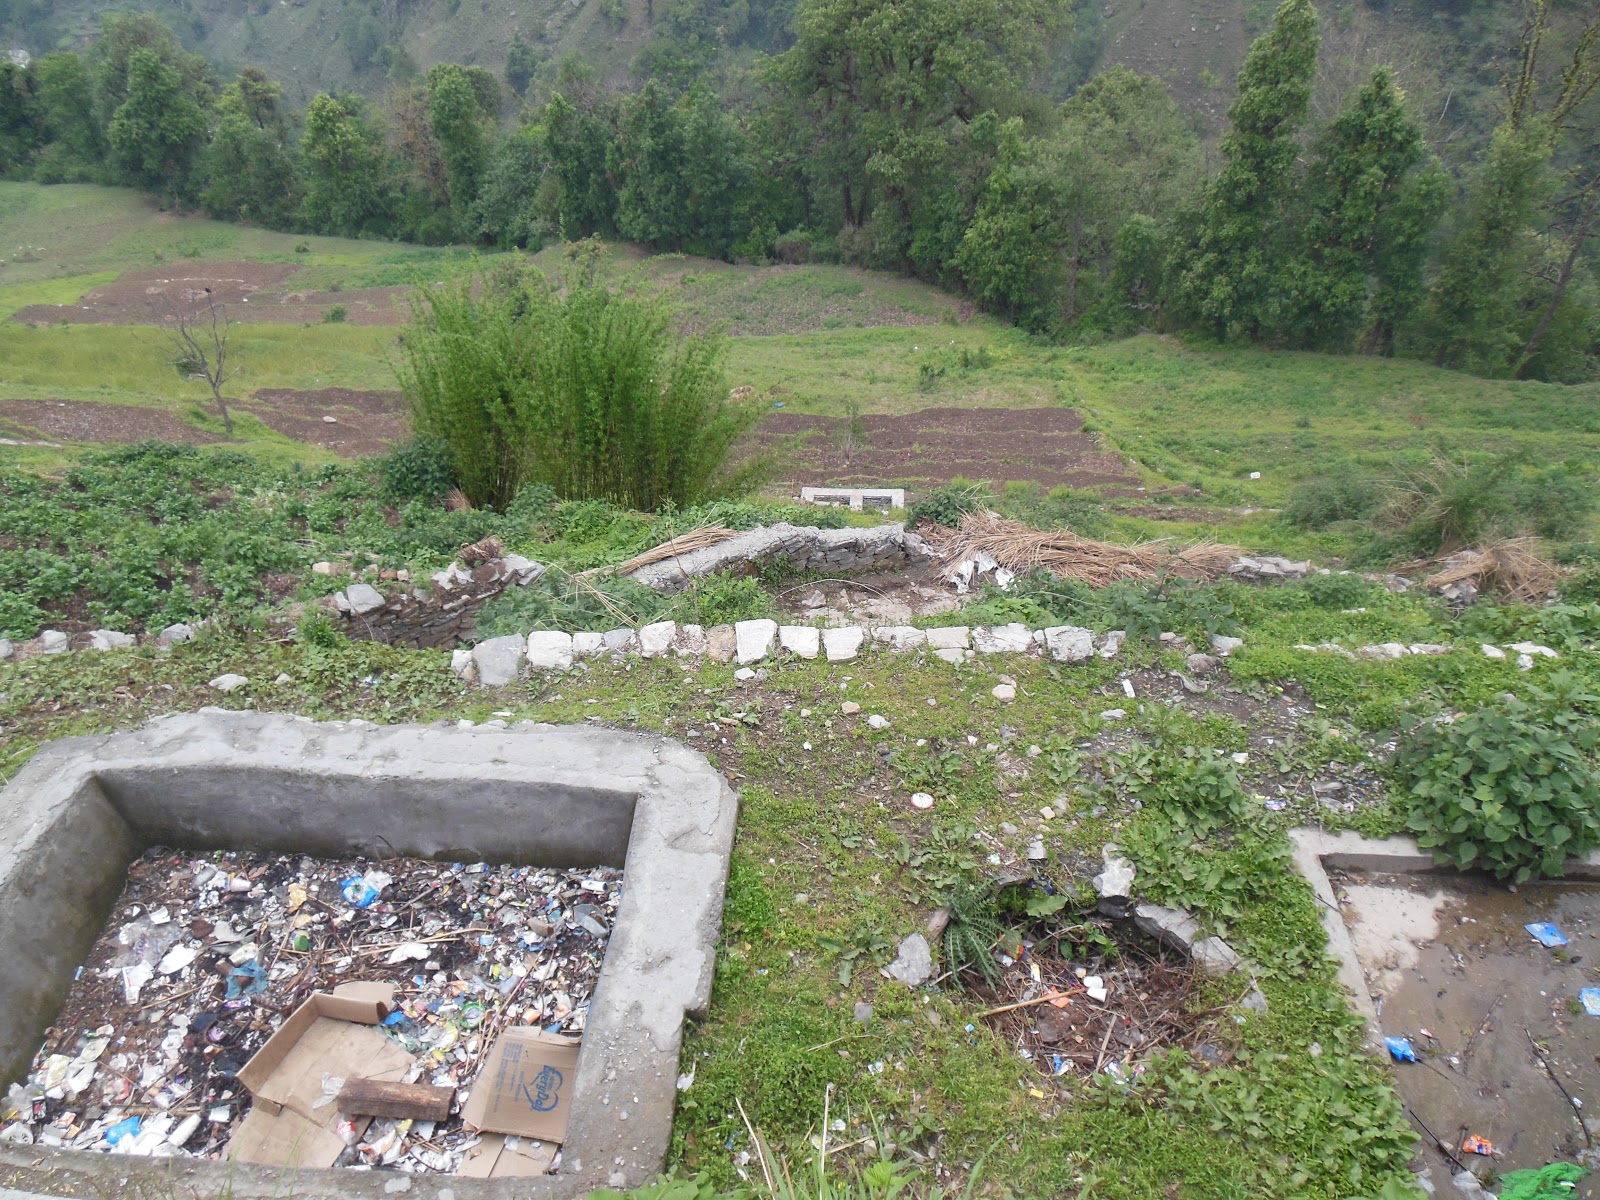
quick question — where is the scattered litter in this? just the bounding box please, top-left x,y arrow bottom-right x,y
1384,1036 -> 1419,1062
1581,988 -> 1600,1017
3,848 -> 619,1177
1526,922 -> 1569,948
1460,1134 -> 1496,1156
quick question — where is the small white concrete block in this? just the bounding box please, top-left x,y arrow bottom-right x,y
637,620 -> 677,658
933,648 -> 966,665
923,626 -> 969,650
779,625 -> 821,659
823,626 -> 865,661
473,635 -> 525,686
1042,626 -> 1095,663
735,619 -> 778,664
572,631 -> 605,658
972,623 -> 1032,653
209,673 -> 248,693
526,631 -> 575,671
873,625 -> 927,651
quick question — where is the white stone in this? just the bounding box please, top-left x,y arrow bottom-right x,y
779,625 -> 821,659
822,626 -> 865,662
1092,850 -> 1136,913
735,619 -> 778,664
675,624 -> 708,656
208,673 -> 248,693
311,561 -> 338,576
734,667 -> 757,681
1509,642 -> 1558,659
910,792 -> 935,809
1099,708 -> 1127,721
273,672 -> 293,685
0,637 -> 12,659
867,714 -> 891,730
1408,644 -> 1449,656
501,554 -> 545,585
1097,631 -> 1124,658
343,583 -> 386,615
526,631 -> 575,671
638,620 -> 677,658
1042,626 -> 1095,663
603,627 -> 637,655
1481,644 -> 1507,659
884,933 -> 932,987
972,623 -> 1032,653
40,630 -> 69,654
572,631 -> 605,658
157,623 -> 195,646
1357,642 -> 1408,660
923,626 -> 969,650
88,630 -> 135,651
472,635 -> 525,686
873,625 -> 927,651
1210,635 -> 1244,657
991,683 -> 1016,701
449,648 -> 474,680
933,648 -> 966,665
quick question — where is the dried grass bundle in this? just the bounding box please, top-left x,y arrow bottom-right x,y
925,510 -> 1240,587
1419,537 -> 1567,603
590,525 -> 740,578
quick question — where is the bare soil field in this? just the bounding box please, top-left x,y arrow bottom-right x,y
0,398 -> 224,446
751,406 -> 1142,492
10,262 -> 405,327
244,388 -> 409,456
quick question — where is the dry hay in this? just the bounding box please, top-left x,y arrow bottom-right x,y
924,510 -> 1240,588
588,525 -> 740,578
1418,537 -> 1567,603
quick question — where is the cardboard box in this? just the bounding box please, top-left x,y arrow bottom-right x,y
457,1132 -> 559,1178
460,1028 -> 580,1143
229,982 -> 413,1169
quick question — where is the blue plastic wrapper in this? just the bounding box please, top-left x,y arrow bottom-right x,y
1526,922 -> 1569,948
341,876 -> 380,907
1384,1036 -> 1419,1062
104,1116 -> 141,1146
224,959 -> 267,1000
1580,988 -> 1600,1017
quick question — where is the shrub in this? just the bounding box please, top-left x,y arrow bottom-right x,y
396,265 -> 764,512
324,305 -> 348,323
908,482 -> 988,528
1284,473 -> 1383,529
1381,454 -> 1596,553
378,437 -> 456,502
1398,674 -> 1600,882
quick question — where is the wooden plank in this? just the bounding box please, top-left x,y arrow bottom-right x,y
337,1078 -> 455,1123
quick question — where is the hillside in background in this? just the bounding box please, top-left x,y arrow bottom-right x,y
0,0 -> 1533,146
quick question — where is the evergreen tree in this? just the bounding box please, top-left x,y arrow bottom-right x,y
200,69 -> 300,227
299,92 -> 395,236
540,91 -> 619,239
1277,68 -> 1446,352
34,52 -> 103,172
426,63 -> 493,220
0,59 -> 42,172
1169,0 -> 1319,341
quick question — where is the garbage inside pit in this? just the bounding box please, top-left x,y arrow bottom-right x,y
0,848 -> 620,1178
971,914 -> 1225,1085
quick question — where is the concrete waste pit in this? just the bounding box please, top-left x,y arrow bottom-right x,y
4,848 -> 621,1175
0,712 -> 738,1199
1334,870 -> 1600,1185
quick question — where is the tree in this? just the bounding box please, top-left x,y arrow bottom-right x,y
1169,0 -> 1320,341
299,92 -> 395,236
200,69 -> 300,227
769,0 -> 1067,270
1276,68 -> 1446,352
473,126 -> 553,247
107,48 -> 208,198
161,292 -> 238,439
505,37 -> 539,96
0,59 -> 42,172
540,90 -> 619,239
34,52 -> 104,171
425,63 -> 492,220
90,12 -> 210,135
396,265 -> 762,512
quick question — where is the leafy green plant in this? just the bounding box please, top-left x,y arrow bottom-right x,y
1284,473 -> 1383,529
942,878 -> 1002,986
1399,674 -> 1600,881
378,437 -> 457,502
907,483 -> 988,529
323,304 -> 348,323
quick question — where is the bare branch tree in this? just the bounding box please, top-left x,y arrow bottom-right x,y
161,288 -> 237,439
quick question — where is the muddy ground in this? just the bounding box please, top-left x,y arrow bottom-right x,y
1337,873 -> 1600,1192
12,262 -> 404,327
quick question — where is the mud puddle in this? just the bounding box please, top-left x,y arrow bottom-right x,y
1336,872 -> 1600,1192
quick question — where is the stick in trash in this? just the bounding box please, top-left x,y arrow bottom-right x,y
337,1079 -> 456,1123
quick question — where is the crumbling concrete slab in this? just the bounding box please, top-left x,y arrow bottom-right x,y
0,713 -> 739,1199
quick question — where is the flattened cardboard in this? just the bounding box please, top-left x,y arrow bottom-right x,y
457,1132 -> 559,1178
460,1029 -> 580,1142
229,982 -> 411,1168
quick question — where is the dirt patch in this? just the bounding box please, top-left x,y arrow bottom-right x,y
242,389 -> 410,458
0,398 -> 223,446
11,262 -> 406,327
749,406 -> 1142,494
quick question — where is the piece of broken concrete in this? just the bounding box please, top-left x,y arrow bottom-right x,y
884,933 -> 933,987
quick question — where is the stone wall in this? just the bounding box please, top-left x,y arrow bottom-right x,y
324,555 -> 545,650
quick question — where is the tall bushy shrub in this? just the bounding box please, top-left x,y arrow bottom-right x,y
397,266 -> 763,511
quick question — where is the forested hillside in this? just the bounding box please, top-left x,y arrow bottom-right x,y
0,0 -> 1596,381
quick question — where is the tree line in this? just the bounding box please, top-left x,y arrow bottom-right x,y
0,0 -> 1595,381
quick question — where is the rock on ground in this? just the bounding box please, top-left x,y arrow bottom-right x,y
884,933 -> 933,986
735,619 -> 778,664
472,635 -> 525,686
525,631 -> 575,671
